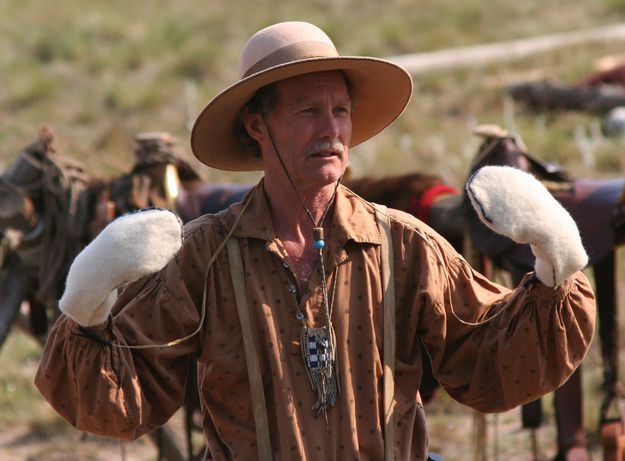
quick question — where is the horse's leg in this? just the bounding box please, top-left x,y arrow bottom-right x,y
521,399 -> 543,429
593,250 -> 619,420
553,367 -> 588,459
548,251 -> 615,461
27,297 -> 48,339
504,263 -> 544,460
148,425 -> 186,461
0,253 -> 26,348
419,347 -> 439,404
594,250 -> 625,461
184,360 -> 204,460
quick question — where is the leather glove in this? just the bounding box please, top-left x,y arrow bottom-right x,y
466,165 -> 588,287
59,209 -> 183,326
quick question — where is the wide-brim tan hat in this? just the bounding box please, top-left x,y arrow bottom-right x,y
190,21 -> 413,171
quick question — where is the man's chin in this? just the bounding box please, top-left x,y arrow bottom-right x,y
298,174 -> 343,191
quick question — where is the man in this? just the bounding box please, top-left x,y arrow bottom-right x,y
35,21 -> 595,460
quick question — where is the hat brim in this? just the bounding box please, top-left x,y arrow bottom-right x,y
190,56 -> 413,171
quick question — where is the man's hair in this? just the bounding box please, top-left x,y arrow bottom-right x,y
234,72 -> 354,159
234,84 -> 279,160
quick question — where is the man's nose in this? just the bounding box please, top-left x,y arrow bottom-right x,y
319,111 -> 342,138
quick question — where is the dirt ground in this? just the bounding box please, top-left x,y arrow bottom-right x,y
0,399 -> 604,461
0,413 -> 170,461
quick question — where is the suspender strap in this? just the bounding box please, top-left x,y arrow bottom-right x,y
374,203 -> 396,461
226,237 -> 273,461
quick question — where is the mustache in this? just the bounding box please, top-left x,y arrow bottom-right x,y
304,140 -> 345,158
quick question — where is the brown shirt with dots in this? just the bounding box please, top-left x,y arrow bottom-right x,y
35,181 -> 596,461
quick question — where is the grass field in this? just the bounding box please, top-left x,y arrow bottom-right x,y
2,1 -> 625,459
2,1 -> 625,183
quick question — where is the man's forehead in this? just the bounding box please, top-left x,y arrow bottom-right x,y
276,71 -> 350,98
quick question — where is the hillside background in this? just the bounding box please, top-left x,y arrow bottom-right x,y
2,0 -> 625,184
2,1 -> 625,460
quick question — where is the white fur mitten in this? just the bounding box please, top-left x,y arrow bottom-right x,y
59,209 -> 183,326
466,166 -> 588,287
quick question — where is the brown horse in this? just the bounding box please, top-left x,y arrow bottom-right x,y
0,127 -> 89,344
344,171 -> 462,252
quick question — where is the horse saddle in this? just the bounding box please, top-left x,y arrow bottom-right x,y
552,178 -> 625,266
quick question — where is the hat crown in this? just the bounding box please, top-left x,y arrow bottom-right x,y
238,21 -> 339,79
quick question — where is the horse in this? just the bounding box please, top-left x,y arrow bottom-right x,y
463,124 -> 625,461
0,127 -> 88,346
0,128 -> 252,461
343,171 -> 463,252
578,61 -> 625,88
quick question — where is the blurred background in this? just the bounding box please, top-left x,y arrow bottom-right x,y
2,0 -> 625,459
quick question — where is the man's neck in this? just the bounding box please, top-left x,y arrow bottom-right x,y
265,177 -> 338,236
264,178 -> 338,289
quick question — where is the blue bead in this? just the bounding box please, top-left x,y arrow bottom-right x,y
314,239 -> 325,249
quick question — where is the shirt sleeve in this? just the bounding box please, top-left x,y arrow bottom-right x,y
34,242 -> 205,440
415,235 -> 596,413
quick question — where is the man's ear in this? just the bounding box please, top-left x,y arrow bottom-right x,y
242,109 -> 265,143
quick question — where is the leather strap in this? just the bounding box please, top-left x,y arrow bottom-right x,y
227,237 -> 273,461
374,203 -> 396,461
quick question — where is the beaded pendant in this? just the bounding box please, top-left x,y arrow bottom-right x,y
300,324 -> 340,414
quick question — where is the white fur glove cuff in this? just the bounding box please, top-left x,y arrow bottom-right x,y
59,209 -> 183,326
466,165 -> 588,287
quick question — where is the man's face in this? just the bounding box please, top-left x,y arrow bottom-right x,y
251,71 -> 352,189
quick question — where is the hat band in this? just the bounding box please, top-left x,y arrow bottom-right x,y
242,41 -> 339,79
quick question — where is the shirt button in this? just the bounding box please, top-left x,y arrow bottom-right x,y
283,262 -> 289,268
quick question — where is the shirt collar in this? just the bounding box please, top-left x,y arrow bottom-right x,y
221,179 -> 382,246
